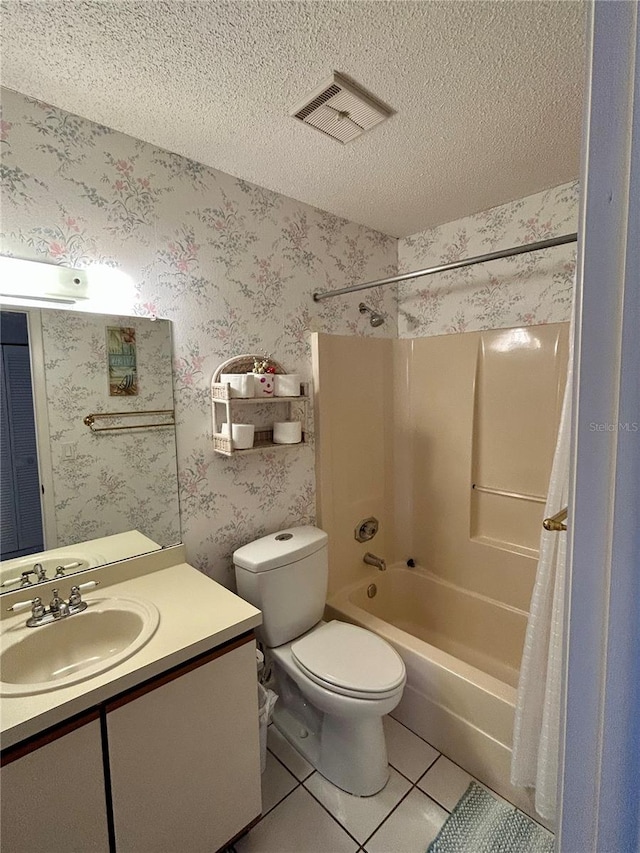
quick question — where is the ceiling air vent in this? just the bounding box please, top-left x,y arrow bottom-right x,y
291,72 -> 393,144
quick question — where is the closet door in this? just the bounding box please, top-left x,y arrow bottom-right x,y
0,310 -> 44,560
0,347 -> 19,555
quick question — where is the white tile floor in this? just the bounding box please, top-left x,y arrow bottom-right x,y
233,714 -> 542,853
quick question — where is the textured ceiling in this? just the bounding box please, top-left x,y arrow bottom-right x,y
0,1 -> 586,237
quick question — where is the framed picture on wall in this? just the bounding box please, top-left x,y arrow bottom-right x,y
107,326 -> 138,395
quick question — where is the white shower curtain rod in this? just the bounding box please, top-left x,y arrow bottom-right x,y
312,232 -> 578,302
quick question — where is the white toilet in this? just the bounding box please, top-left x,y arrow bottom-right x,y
233,525 -> 406,797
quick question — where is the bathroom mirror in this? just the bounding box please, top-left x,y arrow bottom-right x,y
0,306 -> 181,593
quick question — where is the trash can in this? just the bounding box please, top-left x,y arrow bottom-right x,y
257,682 -> 278,773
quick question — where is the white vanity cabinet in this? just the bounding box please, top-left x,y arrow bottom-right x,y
106,637 -> 261,853
0,634 -> 262,853
0,714 -> 110,852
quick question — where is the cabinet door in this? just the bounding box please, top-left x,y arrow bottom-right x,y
0,716 -> 110,852
107,639 -> 261,853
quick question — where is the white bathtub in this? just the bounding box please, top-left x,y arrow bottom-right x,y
326,564 -> 542,820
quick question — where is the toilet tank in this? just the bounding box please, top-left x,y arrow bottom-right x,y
233,526 -> 328,648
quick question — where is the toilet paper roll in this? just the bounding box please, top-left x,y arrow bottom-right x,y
220,373 -> 254,398
274,374 -> 302,397
273,421 -> 302,444
221,422 -> 255,448
231,423 -> 255,449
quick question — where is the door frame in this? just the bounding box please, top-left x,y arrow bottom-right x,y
559,2 -> 639,850
25,309 -> 57,549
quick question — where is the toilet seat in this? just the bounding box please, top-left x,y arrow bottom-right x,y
291,621 -> 405,700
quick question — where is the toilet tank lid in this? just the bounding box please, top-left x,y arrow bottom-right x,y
233,525 -> 328,572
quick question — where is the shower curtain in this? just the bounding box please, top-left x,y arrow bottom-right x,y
510,316 -> 574,822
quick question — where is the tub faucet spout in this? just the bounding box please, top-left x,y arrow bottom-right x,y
363,552 -> 386,571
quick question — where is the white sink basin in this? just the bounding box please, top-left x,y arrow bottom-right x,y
0,597 -> 159,696
0,553 -> 102,588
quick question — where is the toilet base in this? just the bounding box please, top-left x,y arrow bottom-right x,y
272,686 -> 390,797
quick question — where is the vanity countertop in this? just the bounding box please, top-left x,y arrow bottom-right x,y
0,551 -> 262,749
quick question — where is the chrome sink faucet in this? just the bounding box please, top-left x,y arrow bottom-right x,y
7,581 -> 100,628
363,552 -> 386,571
16,562 -> 48,587
33,563 -> 47,582
48,588 -> 70,619
2,560 -> 81,590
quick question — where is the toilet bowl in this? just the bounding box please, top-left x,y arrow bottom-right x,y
269,621 -> 405,796
233,526 -> 406,796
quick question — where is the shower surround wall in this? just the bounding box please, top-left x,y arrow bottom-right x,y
316,323 -> 569,603
315,181 -> 578,596
0,87 -> 396,585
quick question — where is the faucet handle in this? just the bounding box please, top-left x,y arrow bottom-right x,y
68,580 -> 100,607
76,580 -> 99,591
7,596 -> 45,619
2,570 -> 39,589
7,597 -> 39,613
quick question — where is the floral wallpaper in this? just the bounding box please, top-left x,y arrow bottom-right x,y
397,182 -> 578,337
0,87 -> 397,587
39,310 -> 180,548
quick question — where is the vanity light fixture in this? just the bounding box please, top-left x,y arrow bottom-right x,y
0,255 -> 89,305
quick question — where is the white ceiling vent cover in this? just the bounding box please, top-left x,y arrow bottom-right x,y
291,72 -> 393,144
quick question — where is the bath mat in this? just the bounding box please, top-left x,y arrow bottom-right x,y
427,782 -> 554,853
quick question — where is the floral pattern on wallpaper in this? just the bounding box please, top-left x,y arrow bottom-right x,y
39,310 -> 180,548
397,182 -> 578,337
0,87 -> 397,587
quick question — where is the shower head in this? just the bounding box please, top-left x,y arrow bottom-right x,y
359,302 -> 384,327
